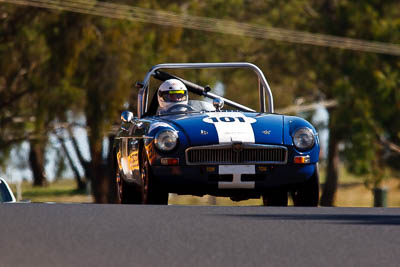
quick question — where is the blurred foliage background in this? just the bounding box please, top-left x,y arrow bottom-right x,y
0,0 -> 399,205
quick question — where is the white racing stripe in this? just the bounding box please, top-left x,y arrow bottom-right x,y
203,112 -> 257,189
203,112 -> 256,143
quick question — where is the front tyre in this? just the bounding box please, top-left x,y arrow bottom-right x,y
115,167 -> 142,204
291,167 -> 320,207
140,150 -> 169,205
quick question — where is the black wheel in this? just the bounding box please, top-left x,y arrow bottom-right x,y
262,189 -> 288,206
116,167 -> 142,204
140,150 -> 169,205
291,168 -> 320,207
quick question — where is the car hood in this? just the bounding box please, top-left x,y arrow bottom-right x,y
159,112 -> 284,147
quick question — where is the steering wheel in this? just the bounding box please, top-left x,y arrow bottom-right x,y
166,104 -> 195,113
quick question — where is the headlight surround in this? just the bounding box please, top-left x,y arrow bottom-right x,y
292,127 -> 315,151
154,129 -> 179,152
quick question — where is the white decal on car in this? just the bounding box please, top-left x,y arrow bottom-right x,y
203,113 -> 257,189
218,165 -> 256,189
203,112 -> 256,144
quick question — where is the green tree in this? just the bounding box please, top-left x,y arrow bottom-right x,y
2,0 -> 399,204
307,1 -> 400,205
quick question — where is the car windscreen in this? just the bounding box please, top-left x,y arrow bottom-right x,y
0,180 -> 13,202
187,100 -> 215,112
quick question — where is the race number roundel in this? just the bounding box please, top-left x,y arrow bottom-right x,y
203,113 -> 257,124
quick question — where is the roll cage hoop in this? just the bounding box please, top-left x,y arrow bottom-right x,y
137,63 -> 274,119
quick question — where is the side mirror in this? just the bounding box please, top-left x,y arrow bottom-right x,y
121,111 -> 134,123
121,111 -> 143,131
213,98 -> 224,111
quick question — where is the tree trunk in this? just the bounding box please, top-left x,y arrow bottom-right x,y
90,141 -> 108,203
320,112 -> 340,206
107,135 -> 119,203
67,127 -> 92,180
29,140 -> 48,187
57,135 -> 86,190
87,133 -> 118,203
91,164 -> 109,203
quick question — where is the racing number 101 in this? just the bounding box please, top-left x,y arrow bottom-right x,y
209,117 -> 245,123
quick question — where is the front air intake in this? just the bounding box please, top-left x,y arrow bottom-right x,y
186,144 -> 287,165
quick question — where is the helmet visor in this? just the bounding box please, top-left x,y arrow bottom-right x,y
159,90 -> 187,102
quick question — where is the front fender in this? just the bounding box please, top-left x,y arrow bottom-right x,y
283,116 -> 320,163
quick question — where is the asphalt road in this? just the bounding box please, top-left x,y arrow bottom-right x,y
0,204 -> 399,267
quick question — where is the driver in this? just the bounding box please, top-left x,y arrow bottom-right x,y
157,79 -> 189,114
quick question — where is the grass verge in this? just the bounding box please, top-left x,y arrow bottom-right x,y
7,176 -> 400,207
9,179 -> 92,203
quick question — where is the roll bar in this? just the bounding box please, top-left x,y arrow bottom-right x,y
137,62 -> 274,118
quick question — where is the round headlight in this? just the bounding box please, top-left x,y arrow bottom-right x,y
154,129 -> 178,152
293,127 -> 315,151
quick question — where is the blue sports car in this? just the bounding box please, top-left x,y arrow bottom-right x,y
113,63 -> 320,206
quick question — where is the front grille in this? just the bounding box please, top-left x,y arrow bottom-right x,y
186,144 -> 287,165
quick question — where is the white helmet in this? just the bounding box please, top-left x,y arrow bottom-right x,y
157,79 -> 188,111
